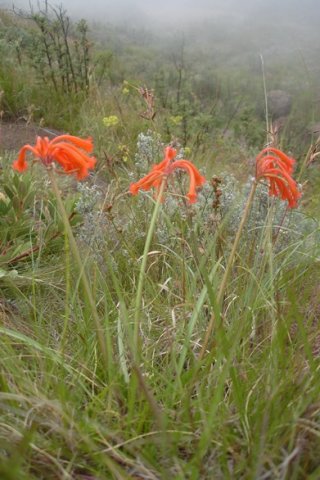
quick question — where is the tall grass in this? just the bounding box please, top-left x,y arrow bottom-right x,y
0,125 -> 319,479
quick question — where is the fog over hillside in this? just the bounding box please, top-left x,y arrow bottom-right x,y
1,0 -> 319,76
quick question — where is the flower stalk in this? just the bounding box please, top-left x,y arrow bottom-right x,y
48,170 -> 109,371
199,146 -> 301,358
133,179 -> 166,354
12,134 -> 109,370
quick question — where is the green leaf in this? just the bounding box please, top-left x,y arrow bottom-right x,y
3,185 -> 14,200
0,200 -> 10,215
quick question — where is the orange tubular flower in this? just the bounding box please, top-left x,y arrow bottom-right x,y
13,135 -> 96,180
255,147 -> 301,208
129,146 -> 206,203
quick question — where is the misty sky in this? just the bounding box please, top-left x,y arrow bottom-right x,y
2,0 -> 319,26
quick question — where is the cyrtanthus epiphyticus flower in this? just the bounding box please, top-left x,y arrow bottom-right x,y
255,147 -> 301,208
129,146 -> 206,203
13,135 -> 96,180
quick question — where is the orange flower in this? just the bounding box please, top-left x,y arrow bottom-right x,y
129,146 -> 206,203
255,147 -> 301,208
13,135 -> 96,180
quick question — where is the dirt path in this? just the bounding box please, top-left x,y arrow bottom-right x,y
0,122 -> 62,151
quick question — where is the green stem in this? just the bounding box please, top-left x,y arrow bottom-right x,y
60,229 -> 71,353
48,170 -> 109,372
199,179 -> 258,359
133,180 -> 166,354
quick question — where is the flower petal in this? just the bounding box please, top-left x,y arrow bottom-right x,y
50,135 -> 94,153
170,159 -> 205,203
12,145 -> 39,172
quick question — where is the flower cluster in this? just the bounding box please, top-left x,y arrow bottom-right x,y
255,147 -> 301,208
129,146 -> 206,203
102,115 -> 119,127
13,135 -> 96,180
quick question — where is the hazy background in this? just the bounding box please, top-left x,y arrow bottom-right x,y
2,0 -> 319,26
2,0 -> 319,64
2,0 -> 318,91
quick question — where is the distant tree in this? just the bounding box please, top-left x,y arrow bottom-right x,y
13,1 -> 95,94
